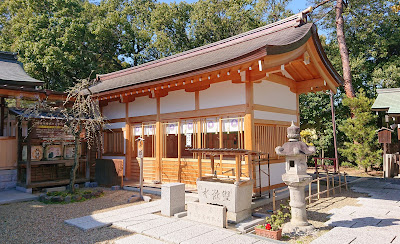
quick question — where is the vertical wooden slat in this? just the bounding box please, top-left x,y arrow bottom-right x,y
156,97 -> 161,181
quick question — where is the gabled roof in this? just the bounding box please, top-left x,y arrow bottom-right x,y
0,51 -> 44,88
90,11 -> 342,95
372,88 -> 400,114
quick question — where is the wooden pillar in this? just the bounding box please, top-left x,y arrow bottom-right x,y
155,97 -> 162,182
330,91 -> 339,172
177,120 -> 182,182
235,154 -> 241,184
244,82 -> 255,179
125,103 -> 132,180
86,148 -> 91,180
296,93 -> 300,126
26,121 -> 32,186
219,118 -> 223,172
17,118 -> 23,183
0,97 -> 4,136
197,120 -> 202,179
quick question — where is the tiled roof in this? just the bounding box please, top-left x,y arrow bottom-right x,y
90,13 -> 316,94
372,88 -> 400,114
0,51 -> 44,87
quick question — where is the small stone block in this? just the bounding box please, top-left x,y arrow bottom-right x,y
143,195 -> 152,202
84,182 -> 91,188
161,183 -> 185,216
38,193 -> 46,202
45,186 -> 66,193
74,184 -> 79,189
174,211 -> 187,218
111,185 -> 121,190
16,186 -> 32,194
187,202 -> 227,228
235,218 -> 265,233
51,196 -> 64,202
90,182 -> 98,187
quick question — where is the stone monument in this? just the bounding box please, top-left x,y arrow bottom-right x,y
161,183 -> 185,216
275,121 -> 315,233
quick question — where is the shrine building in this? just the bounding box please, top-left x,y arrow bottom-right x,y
90,10 -> 343,192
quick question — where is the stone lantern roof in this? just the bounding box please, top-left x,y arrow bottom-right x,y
275,121 -> 316,156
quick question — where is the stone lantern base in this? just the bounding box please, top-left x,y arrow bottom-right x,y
283,222 -> 314,234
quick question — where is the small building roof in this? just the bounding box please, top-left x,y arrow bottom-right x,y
0,51 -> 44,88
371,88 -> 400,115
90,11 -> 343,96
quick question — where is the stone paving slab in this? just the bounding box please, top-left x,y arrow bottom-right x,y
115,234 -> 168,244
0,190 -> 37,205
143,220 -> 196,239
310,227 -> 356,244
126,216 -> 178,233
65,200 -> 161,231
113,214 -> 163,229
181,229 -> 236,244
213,234 -> 261,244
161,224 -> 216,243
65,216 -> 112,231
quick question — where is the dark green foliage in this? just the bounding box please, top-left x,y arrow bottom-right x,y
339,89 -> 382,171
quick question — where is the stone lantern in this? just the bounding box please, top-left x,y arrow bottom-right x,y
275,121 -> 315,233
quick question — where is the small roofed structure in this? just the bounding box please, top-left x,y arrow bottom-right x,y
0,51 -> 65,191
89,9 -> 343,193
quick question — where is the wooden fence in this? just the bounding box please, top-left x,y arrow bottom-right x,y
272,172 -> 348,213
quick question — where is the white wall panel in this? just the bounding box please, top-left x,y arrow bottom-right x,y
105,122 -> 126,130
102,101 -> 126,120
254,110 -> 297,123
199,81 -> 245,109
255,162 -> 286,187
161,89 -> 195,114
254,80 -> 297,110
254,110 -> 297,122
129,96 -> 157,117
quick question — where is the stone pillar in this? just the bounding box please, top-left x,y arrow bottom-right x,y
161,183 -> 185,216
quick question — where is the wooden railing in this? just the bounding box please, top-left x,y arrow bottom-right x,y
272,172 -> 348,213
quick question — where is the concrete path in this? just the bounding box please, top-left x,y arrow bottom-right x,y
0,189 -> 37,205
311,178 -> 400,244
65,197 -> 278,243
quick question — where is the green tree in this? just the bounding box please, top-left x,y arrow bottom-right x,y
339,89 -> 382,171
0,0 -> 123,91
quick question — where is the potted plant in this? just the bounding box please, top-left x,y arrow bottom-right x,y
255,204 -> 290,240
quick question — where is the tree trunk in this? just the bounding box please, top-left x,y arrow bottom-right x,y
69,130 -> 81,193
336,0 -> 355,98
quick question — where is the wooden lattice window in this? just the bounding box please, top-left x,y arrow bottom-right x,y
255,124 -> 288,158
103,129 -> 124,155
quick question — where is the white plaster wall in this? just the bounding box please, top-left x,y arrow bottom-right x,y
255,162 -> 286,187
102,101 -> 126,120
254,80 -> 297,110
254,110 -> 297,123
199,81 -> 245,109
105,122 -> 126,130
129,96 -> 157,117
161,89 -> 195,114
101,156 -> 126,176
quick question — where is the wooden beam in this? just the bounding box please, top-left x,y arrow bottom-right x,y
296,78 -> 325,90
254,119 -> 292,126
290,60 -> 314,80
264,73 -> 296,91
306,39 -> 338,93
160,104 -> 246,121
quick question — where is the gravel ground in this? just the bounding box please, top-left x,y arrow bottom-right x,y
0,188 -> 159,244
